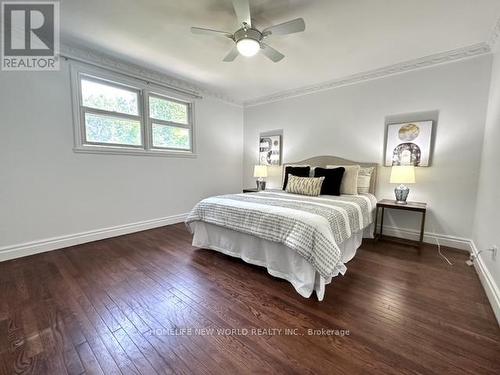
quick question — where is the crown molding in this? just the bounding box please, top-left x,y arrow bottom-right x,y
60,38 -> 495,109
489,16 -> 500,52
59,43 -> 242,106
244,42 -> 491,107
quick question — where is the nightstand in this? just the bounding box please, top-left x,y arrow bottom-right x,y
242,188 -> 259,193
373,199 -> 427,249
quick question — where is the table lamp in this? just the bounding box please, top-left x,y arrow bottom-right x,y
253,165 -> 268,191
390,165 -> 415,204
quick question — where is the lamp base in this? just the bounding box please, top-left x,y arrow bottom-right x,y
256,179 -> 266,191
394,184 -> 410,205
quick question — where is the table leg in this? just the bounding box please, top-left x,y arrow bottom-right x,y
419,210 -> 426,252
380,207 -> 385,240
373,206 -> 379,238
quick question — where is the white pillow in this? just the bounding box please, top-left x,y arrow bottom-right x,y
357,167 -> 374,194
326,165 -> 360,195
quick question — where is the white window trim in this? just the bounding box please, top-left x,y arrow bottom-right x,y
147,92 -> 194,152
70,62 -> 197,158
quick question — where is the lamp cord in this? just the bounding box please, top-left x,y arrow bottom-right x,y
435,235 -> 453,265
430,221 -> 453,265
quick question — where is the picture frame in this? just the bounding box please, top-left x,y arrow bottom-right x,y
385,121 -> 433,167
259,134 -> 281,166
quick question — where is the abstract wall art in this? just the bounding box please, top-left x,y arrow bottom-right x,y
385,121 -> 433,167
259,134 -> 281,166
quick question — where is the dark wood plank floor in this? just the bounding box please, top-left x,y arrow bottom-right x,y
1,223 -> 499,375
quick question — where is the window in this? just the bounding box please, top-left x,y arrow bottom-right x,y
149,94 -> 192,151
81,78 -> 143,147
71,64 -> 195,156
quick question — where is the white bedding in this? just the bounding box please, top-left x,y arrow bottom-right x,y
192,221 -> 373,300
187,191 -> 377,300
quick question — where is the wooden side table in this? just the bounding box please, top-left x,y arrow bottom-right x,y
373,199 -> 427,249
242,188 -> 259,193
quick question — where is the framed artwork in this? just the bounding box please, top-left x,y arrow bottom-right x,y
385,121 -> 433,167
259,134 -> 281,165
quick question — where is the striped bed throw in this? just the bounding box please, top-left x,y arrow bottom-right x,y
186,191 -> 377,278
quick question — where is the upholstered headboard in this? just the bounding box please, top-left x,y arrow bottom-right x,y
283,155 -> 378,195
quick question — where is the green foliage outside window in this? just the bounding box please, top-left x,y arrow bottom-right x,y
153,124 -> 190,149
82,79 -> 138,115
80,77 -> 191,150
149,96 -> 188,124
85,114 -> 142,146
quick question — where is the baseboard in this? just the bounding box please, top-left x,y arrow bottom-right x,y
0,220 -> 473,261
470,241 -> 500,326
381,225 -> 473,252
0,213 -> 188,262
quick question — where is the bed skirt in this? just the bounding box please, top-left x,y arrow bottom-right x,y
190,222 -> 373,301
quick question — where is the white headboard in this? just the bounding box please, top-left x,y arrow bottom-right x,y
283,155 -> 378,194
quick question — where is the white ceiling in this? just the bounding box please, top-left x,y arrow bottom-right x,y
61,0 -> 500,103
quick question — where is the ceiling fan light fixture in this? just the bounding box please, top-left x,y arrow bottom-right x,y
236,38 -> 260,57
191,0 -> 306,62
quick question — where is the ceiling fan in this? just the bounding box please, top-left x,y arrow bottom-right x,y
191,0 -> 305,62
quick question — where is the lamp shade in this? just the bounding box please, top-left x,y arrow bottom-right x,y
390,166 -> 415,184
236,39 -> 260,57
253,165 -> 268,178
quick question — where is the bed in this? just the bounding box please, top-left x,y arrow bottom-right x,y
186,156 -> 378,300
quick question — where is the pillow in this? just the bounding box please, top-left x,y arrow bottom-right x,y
357,167 -> 375,194
326,165 -> 360,195
282,165 -> 310,190
285,175 -> 325,196
314,167 -> 345,196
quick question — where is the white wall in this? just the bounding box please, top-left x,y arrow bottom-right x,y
244,56 -> 492,246
0,60 -> 243,255
473,47 -> 500,321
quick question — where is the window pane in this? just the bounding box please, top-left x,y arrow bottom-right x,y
149,96 -> 188,124
152,124 -> 190,150
85,113 -> 142,146
81,79 -> 139,115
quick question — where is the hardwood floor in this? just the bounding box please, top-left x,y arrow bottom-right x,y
1,223 -> 499,374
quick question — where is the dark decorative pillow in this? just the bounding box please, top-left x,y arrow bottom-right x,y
314,167 -> 345,196
282,166 -> 310,190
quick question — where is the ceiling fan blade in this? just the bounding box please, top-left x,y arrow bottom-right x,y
262,18 -> 305,36
223,46 -> 239,62
232,0 -> 251,27
260,43 -> 284,62
191,27 -> 233,39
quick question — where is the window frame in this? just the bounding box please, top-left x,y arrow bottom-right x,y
147,92 -> 193,152
79,75 -> 144,149
70,63 -> 197,157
